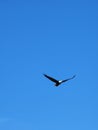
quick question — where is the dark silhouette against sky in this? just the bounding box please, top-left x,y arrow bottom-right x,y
44,74 -> 76,86
0,0 -> 97,130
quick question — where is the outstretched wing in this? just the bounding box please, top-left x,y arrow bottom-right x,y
43,74 -> 58,83
62,75 -> 76,83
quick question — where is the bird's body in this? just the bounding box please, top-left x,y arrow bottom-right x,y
43,74 -> 76,87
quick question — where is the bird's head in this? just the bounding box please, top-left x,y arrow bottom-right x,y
58,80 -> 62,83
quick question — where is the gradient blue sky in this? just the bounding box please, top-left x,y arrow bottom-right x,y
0,0 -> 98,130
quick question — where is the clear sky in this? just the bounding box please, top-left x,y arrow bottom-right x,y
0,0 -> 98,130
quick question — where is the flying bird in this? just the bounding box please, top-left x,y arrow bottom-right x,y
43,74 -> 76,86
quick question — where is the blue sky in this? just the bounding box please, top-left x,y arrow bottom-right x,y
0,0 -> 98,129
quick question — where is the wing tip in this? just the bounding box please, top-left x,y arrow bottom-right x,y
43,73 -> 46,76
73,75 -> 76,78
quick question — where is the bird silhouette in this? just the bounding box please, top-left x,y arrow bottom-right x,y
43,74 -> 76,86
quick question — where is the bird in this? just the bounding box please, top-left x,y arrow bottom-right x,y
43,74 -> 76,86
